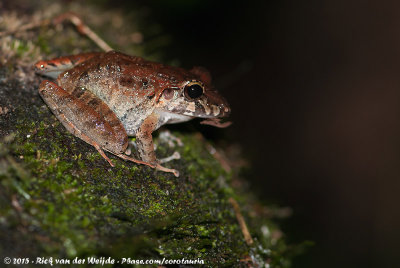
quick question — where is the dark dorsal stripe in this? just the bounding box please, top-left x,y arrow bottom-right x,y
71,86 -> 86,99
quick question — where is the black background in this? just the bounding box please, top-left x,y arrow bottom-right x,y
136,1 -> 400,267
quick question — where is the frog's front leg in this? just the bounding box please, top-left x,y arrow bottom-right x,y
136,113 -> 180,177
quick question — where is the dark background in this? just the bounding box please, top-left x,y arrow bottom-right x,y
133,0 -> 400,267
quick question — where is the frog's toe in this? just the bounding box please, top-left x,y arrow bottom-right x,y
159,151 -> 180,163
124,147 -> 132,155
156,164 -> 179,177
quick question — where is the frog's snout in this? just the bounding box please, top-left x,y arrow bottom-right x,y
202,90 -> 231,118
218,101 -> 231,117
216,102 -> 230,118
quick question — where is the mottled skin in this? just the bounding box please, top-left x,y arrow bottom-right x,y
34,51 -> 230,176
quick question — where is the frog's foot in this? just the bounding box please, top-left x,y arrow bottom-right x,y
155,164 -> 179,177
158,130 -> 184,147
159,151 -> 181,164
116,154 -> 179,177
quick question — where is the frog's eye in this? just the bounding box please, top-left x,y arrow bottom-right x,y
184,82 -> 204,100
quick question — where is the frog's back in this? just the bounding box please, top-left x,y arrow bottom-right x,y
56,51 -> 187,135
56,51 -> 205,135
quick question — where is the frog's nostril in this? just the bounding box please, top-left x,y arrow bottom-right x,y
222,105 -> 231,115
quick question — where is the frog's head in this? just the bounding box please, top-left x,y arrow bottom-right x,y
157,67 -> 231,120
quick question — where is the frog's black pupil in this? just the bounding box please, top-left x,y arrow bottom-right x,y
186,84 -> 203,99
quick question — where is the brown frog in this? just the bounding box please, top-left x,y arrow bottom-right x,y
34,51 -> 230,177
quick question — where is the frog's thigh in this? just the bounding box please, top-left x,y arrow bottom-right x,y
38,80 -> 125,165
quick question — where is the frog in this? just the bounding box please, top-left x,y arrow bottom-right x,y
34,51 -> 230,177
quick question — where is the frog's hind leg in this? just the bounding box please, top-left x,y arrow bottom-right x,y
35,52 -> 102,79
38,80 -> 118,166
59,112 -> 116,167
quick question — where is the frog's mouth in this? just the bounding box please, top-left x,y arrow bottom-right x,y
191,90 -> 231,118
157,110 -> 194,127
193,100 -> 230,118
